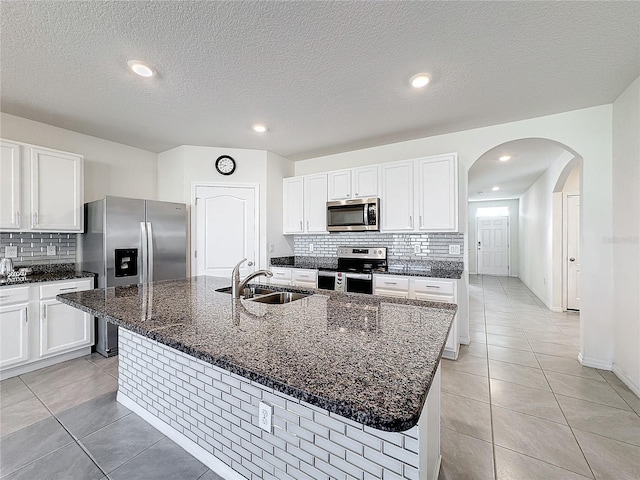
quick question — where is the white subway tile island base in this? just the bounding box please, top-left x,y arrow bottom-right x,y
58,276 -> 455,480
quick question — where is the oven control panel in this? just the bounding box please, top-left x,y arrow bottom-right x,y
337,247 -> 387,259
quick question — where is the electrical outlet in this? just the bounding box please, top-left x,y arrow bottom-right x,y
5,246 -> 18,258
413,244 -> 421,254
46,245 -> 57,256
309,243 -> 314,252
269,243 -> 274,253
258,402 -> 272,432
449,245 -> 460,255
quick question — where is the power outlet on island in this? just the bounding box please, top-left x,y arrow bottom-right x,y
413,245 -> 421,254
46,245 -> 57,256
309,243 -> 314,252
5,246 -> 18,258
259,402 -> 272,432
449,245 -> 460,255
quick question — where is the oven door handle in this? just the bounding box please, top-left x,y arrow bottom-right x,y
344,273 -> 372,280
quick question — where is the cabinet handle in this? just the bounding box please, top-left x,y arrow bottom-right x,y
355,192 -> 359,196
419,215 -> 423,228
15,211 -> 20,226
299,221 -> 303,230
33,212 -> 38,226
59,287 -> 78,291
425,285 -> 441,289
346,194 -> 350,197
409,216 -> 413,228
384,281 -> 397,285
307,220 -> 309,230
25,306 -> 28,322
42,304 -> 47,320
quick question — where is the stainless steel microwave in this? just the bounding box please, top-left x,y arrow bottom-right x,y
327,198 -> 380,232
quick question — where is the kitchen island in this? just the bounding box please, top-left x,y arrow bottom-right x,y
58,276 -> 456,480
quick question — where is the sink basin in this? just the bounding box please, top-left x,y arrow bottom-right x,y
215,286 -> 277,298
248,292 -> 309,304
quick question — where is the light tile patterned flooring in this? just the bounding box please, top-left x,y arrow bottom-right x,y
1,275 -> 639,479
438,275 -> 640,480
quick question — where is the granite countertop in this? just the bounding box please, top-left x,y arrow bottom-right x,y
57,276 -> 456,432
0,264 -> 95,287
270,256 -> 464,280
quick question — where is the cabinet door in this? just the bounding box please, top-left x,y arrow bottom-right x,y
380,161 -> 414,231
304,174 -> 328,233
328,170 -> 352,200
283,177 -> 304,234
353,166 -> 378,198
0,140 -> 22,230
30,147 -> 84,232
39,299 -> 93,357
0,303 -> 29,369
416,154 -> 458,231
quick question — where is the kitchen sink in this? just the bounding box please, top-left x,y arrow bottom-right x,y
215,286 -> 277,298
248,291 -> 310,304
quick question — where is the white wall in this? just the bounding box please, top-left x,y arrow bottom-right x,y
468,199 -> 519,276
295,105 -> 615,371
0,112 -> 158,202
612,76 -> 640,395
157,146 -> 295,271
519,151 -> 575,308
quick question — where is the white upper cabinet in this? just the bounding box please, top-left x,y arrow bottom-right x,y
352,166 -> 378,198
304,174 -> 328,233
283,177 -> 304,234
380,160 -> 414,231
328,166 -> 378,200
0,139 -> 84,233
416,154 -> 458,231
283,174 -> 328,234
30,147 -> 84,232
328,170 -> 352,200
0,140 -> 21,229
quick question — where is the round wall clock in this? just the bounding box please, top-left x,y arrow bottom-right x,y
215,155 -> 236,175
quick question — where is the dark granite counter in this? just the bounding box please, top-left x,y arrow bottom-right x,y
0,264 -> 95,287
57,275 -> 456,432
270,256 -> 463,279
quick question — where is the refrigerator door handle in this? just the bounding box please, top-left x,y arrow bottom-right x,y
147,222 -> 154,283
140,222 -> 148,283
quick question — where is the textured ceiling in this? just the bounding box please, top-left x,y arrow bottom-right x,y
468,139 -> 569,201
1,1 -> 639,160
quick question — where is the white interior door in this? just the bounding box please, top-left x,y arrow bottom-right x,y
195,185 -> 257,279
567,195 -> 581,310
477,216 -> 509,276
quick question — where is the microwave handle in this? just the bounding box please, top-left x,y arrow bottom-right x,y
364,203 -> 369,226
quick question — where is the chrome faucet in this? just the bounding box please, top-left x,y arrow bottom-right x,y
231,258 -> 273,299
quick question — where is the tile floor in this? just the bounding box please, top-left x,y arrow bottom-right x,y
1,275 -> 639,479
438,275 -> 640,480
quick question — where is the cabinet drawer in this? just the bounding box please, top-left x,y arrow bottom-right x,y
373,275 -> 410,291
40,279 -> 93,299
270,268 -> 292,281
293,269 -> 317,282
0,286 -> 30,305
412,278 -> 455,296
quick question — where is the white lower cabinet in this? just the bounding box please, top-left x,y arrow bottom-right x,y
270,267 -> 293,286
374,274 -> 460,360
0,278 -> 94,378
0,302 -> 29,369
292,269 -> 318,288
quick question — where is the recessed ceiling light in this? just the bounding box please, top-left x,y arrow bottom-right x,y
252,124 -> 267,133
499,155 -> 511,162
410,73 -> 431,89
127,60 -> 156,78
492,186 -> 500,191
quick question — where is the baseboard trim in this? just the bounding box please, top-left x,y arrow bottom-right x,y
117,392 -> 245,480
0,347 -> 92,381
551,307 -> 563,313
578,352 -> 613,370
459,336 -> 470,345
612,364 -> 640,398
431,454 -> 442,480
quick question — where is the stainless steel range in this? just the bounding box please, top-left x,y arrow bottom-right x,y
317,246 -> 387,294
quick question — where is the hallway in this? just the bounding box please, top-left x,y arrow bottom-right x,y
439,275 -> 640,480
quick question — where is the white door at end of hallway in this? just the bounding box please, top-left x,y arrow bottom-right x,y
477,216 -> 509,276
195,186 -> 257,279
567,195 -> 580,310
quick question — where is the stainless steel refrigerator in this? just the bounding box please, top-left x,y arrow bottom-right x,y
82,196 -> 188,357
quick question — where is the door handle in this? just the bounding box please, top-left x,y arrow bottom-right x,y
569,257 -> 576,262
248,261 -> 254,266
